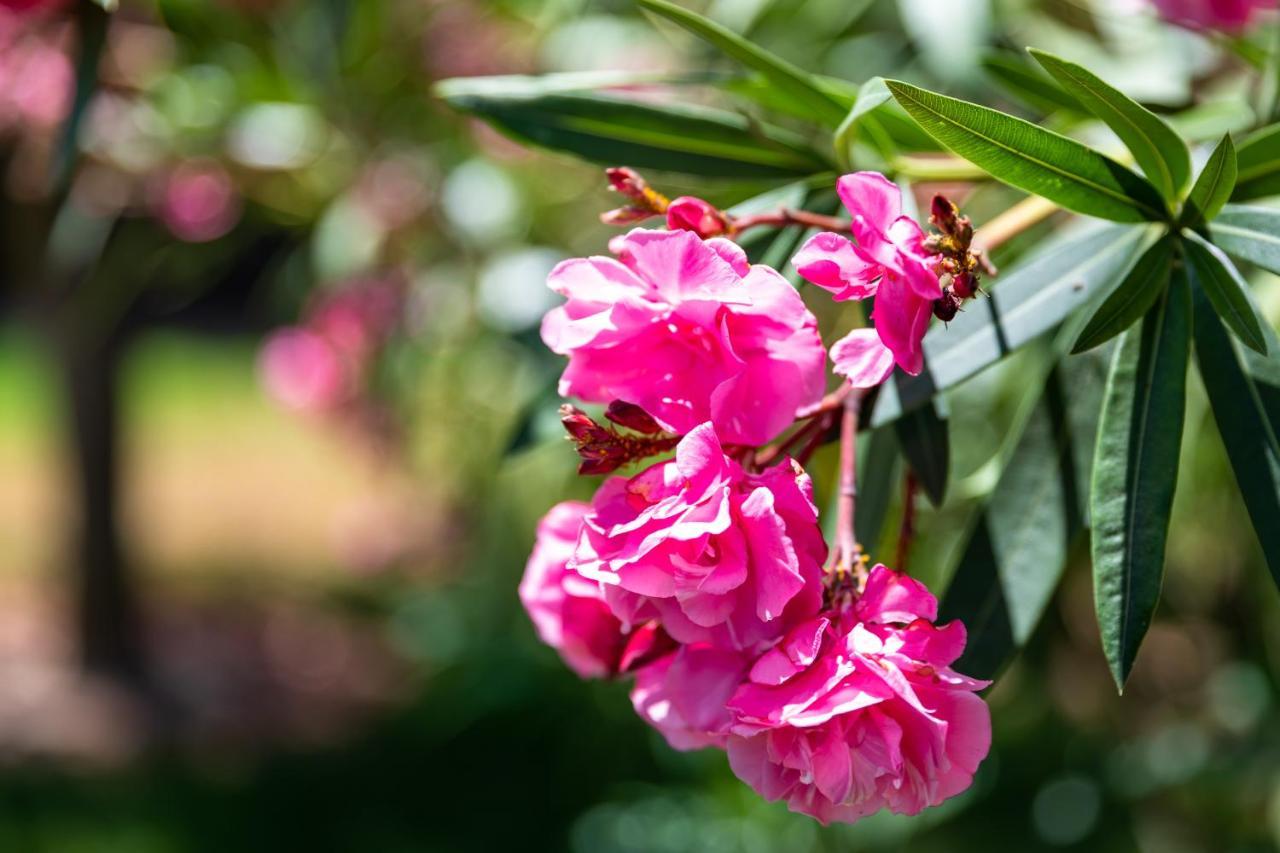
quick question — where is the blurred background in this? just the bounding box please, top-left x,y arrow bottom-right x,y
1,0 -> 1279,850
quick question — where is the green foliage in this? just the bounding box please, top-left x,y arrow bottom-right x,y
1072,233 -> 1176,354
1091,276 -> 1191,691
1211,204 -> 1280,274
1184,231 -> 1269,355
1233,123 -> 1280,201
1182,134 -> 1237,226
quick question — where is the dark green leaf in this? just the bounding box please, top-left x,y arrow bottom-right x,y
1182,134 -> 1237,226
886,80 -> 1168,222
1193,289 -> 1280,591
981,52 -> 1086,116
871,223 -> 1158,426
52,3 -> 110,191
893,395 -> 949,506
1183,230 -> 1269,354
1232,123 -> 1280,201
1072,233 -> 1176,353
855,427 -> 900,549
637,0 -> 848,128
1030,49 -> 1190,202
1091,274 -> 1191,691
1210,204 -> 1280,275
434,87 -> 828,177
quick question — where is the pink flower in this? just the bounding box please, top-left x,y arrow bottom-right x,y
573,423 -> 827,651
258,328 -> 349,411
724,564 -> 991,825
1150,0 -> 1274,31
519,501 -> 630,678
666,196 -> 730,239
541,228 -> 826,446
157,160 -> 241,243
792,172 -> 941,383
631,642 -> 750,750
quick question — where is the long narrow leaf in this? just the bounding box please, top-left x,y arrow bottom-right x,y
1182,134 -> 1237,225
886,80 -> 1168,222
435,88 -> 828,177
1193,289 -> 1280,591
894,397 -> 950,506
871,223 -> 1157,426
1210,204 -> 1280,274
981,52 -> 1085,116
1030,49 -> 1190,202
1184,230 -> 1269,354
1091,274 -> 1191,691
1233,122 -> 1280,201
1072,233 -> 1176,353
637,0 -> 848,128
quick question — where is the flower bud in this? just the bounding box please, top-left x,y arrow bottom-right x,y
601,205 -> 657,226
952,270 -> 977,300
606,167 -> 649,202
930,195 -> 959,236
666,196 -> 731,239
604,400 -> 663,434
932,290 -> 961,322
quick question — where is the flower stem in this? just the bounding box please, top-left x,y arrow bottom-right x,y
732,208 -> 852,235
834,387 -> 866,582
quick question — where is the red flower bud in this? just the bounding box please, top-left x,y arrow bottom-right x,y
606,167 -> 649,202
932,290 -> 961,322
601,206 -> 657,226
952,271 -> 977,300
665,196 -> 731,239
604,400 -> 663,434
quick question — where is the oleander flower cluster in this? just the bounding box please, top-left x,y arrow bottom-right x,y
519,172 -> 992,824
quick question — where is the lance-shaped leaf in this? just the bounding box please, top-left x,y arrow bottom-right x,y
1091,275 -> 1191,691
637,0 -> 848,128
834,78 -> 891,167
1232,123 -> 1280,201
1193,289 -> 1280,591
1030,49 -> 1190,202
1182,134 -> 1237,226
434,87 -> 828,177
1210,204 -> 1280,275
1183,230 -> 1268,354
981,52 -> 1085,116
871,223 -> 1157,426
856,426 -> 901,550
1072,232 -> 1176,353
894,396 -> 950,506
886,80 -> 1168,222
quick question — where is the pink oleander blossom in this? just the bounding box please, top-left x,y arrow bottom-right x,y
573,423 -> 827,651
666,195 -> 730,239
157,160 -> 241,243
541,228 -> 825,446
1150,0 -> 1274,31
631,642 -> 750,750
519,501 -> 630,679
792,172 -> 941,383
724,564 -> 991,825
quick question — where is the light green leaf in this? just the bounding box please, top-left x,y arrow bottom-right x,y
1072,233 -> 1176,353
637,0 -> 847,128
435,88 -> 829,177
1184,230 -> 1269,354
1210,204 -> 1280,275
834,78 -> 891,168
1091,273 -> 1191,691
1182,134 -> 1237,225
1030,49 -> 1190,202
981,52 -> 1085,116
1193,289 -> 1280,592
886,80 -> 1168,222
1233,122 -> 1280,201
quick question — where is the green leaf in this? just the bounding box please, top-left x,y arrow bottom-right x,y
1193,289 -> 1280,592
871,223 -> 1158,426
636,0 -> 847,128
834,78 -> 891,168
434,88 -> 828,177
1183,230 -> 1269,354
53,3 -> 110,191
886,80 -> 1168,223
893,396 -> 950,507
1181,134 -> 1237,226
1233,123 -> 1280,201
1030,49 -> 1190,203
1091,274 -> 1191,691
1210,204 -> 1280,275
981,52 -> 1086,116
855,426 -> 900,550
1072,233 -> 1176,353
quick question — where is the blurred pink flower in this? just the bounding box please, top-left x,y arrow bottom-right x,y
258,328 -> 349,412
157,160 -> 241,243
792,172 -> 941,380
573,423 -> 826,651
1150,0 -> 1274,30
541,228 -> 826,446
0,15 -> 71,131
519,501 -> 630,679
724,564 -> 991,824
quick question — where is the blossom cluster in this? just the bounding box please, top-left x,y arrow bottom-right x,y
519,172 -> 992,824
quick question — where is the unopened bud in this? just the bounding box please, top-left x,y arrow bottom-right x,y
605,400 -> 663,434
932,290 -> 961,322
665,196 -> 731,239
601,205 -> 657,226
930,195 -> 959,235
952,270 -> 977,300
606,167 -> 648,202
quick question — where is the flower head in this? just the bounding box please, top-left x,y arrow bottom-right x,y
724,564 -> 991,824
631,642 -> 751,750
541,228 -> 826,446
1150,0 -> 1274,31
792,172 -> 941,383
573,423 -> 827,651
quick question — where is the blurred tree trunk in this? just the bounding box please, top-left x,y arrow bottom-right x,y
59,327 -> 147,686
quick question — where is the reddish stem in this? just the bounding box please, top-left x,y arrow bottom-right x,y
732,208 -> 852,235
832,388 -> 866,581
